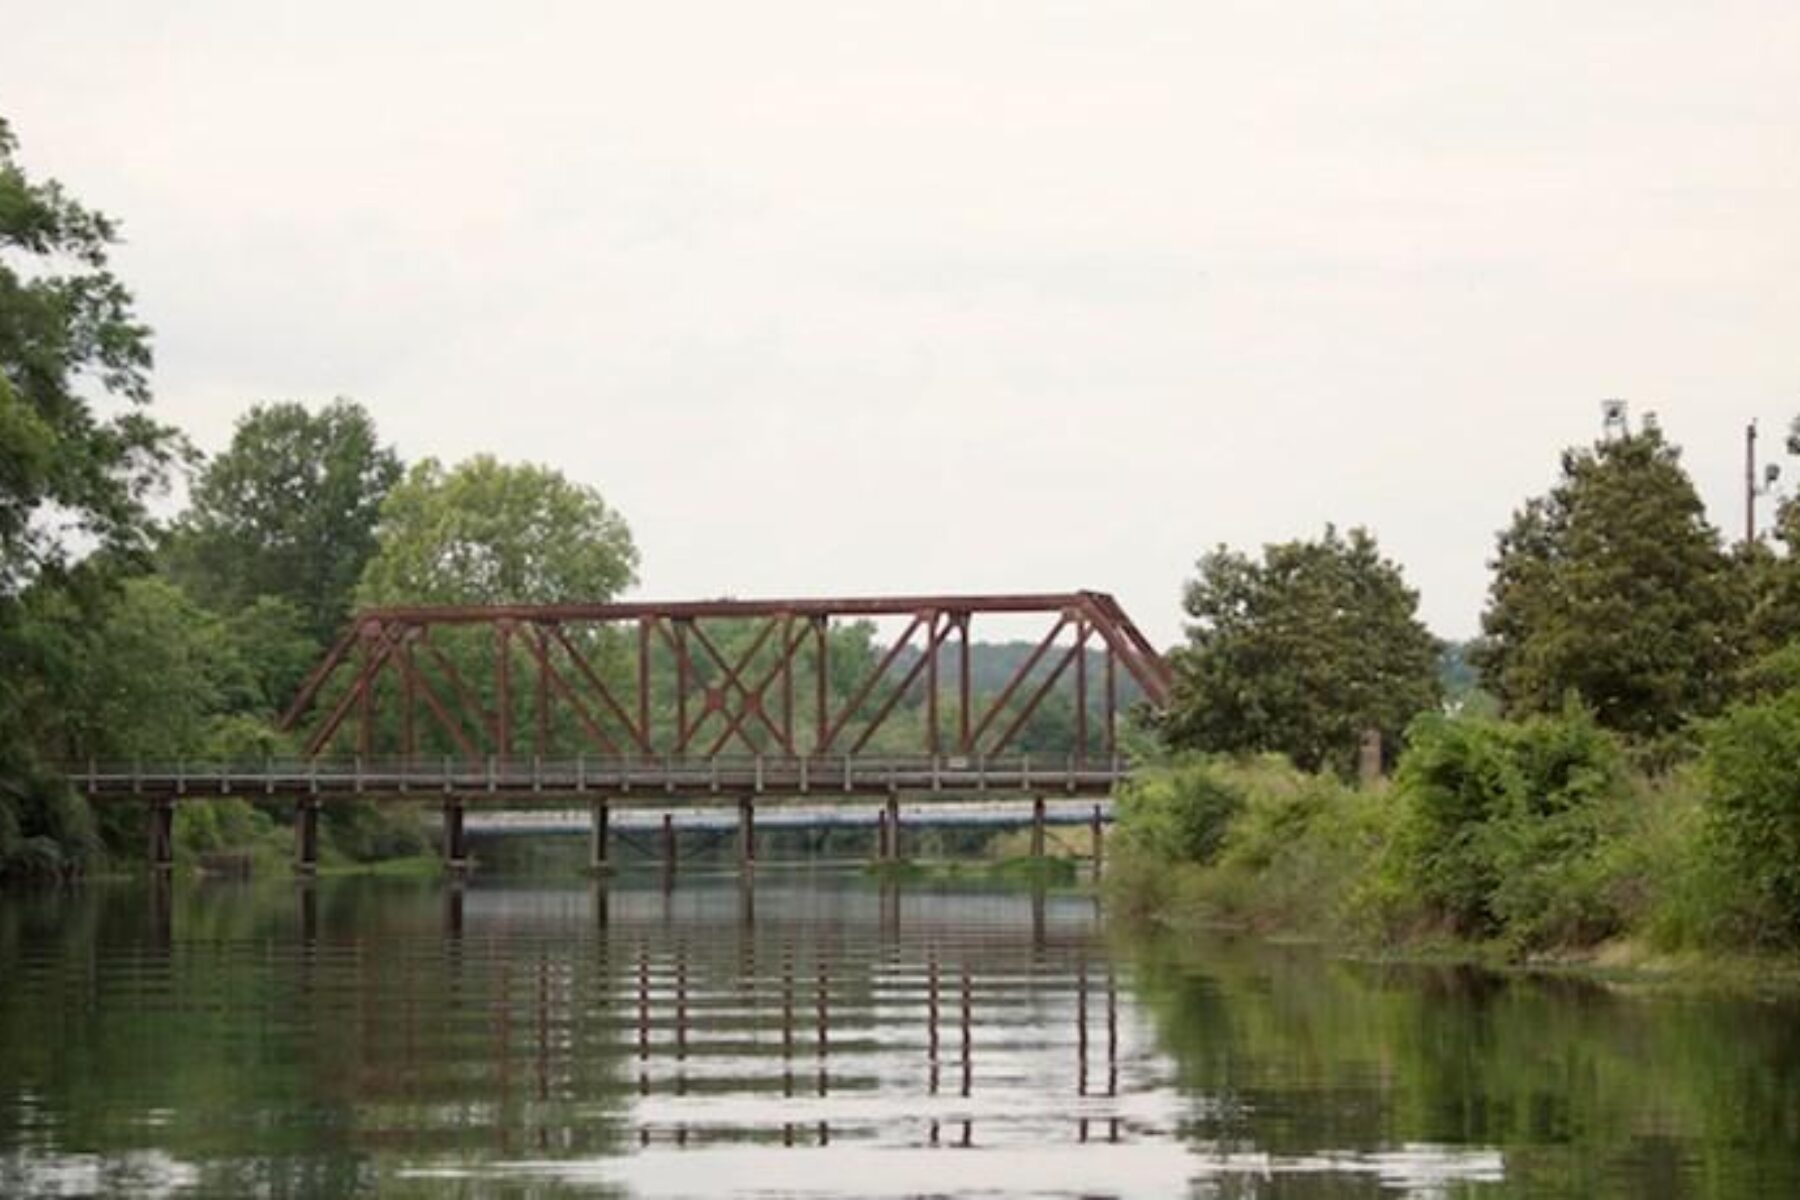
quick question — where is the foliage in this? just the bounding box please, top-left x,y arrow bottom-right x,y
1473,422 -> 1742,738
0,119 -> 178,876
1112,755 -> 1392,936
357,455 -> 637,606
1379,706 -> 1632,950
1162,525 -> 1442,773
164,399 -> 400,640
1698,675 -> 1800,948
1115,757 -> 1245,867
0,116 -> 177,596
56,577 -> 259,760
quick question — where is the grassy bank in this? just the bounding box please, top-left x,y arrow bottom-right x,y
1106,703 -> 1800,985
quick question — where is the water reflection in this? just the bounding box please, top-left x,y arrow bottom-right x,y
1,873 -> 1799,1197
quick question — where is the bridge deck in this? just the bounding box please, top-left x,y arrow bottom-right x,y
74,754 -> 1130,802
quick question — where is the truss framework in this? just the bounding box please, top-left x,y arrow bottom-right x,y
278,592 -> 1171,764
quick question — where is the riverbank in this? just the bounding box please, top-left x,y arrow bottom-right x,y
1106,712 -> 1800,992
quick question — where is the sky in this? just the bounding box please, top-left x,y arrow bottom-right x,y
3,1 -> 1797,646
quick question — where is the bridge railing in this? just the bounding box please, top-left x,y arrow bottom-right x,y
69,752 -> 1133,800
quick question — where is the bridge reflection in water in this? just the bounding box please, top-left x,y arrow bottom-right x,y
296,878 -> 1133,1164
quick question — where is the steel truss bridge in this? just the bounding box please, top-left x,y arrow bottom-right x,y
74,592 -> 1170,873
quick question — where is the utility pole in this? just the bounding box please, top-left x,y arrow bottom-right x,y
1747,419 -> 1759,547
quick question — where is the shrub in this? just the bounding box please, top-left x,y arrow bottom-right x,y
1385,705 -> 1630,950
1699,684 -> 1800,948
1115,757 -> 1246,866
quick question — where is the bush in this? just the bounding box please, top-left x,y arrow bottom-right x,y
1699,684 -> 1800,948
1206,766 -> 1391,934
1115,757 -> 1246,866
1384,705 -> 1630,951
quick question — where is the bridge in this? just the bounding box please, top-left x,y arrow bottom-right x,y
74,592 -> 1170,873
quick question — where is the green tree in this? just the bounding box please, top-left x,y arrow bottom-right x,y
356,455 -> 637,606
1740,414 -> 1800,656
165,399 -> 401,641
1161,525 -> 1442,773
1472,421 -> 1741,738
0,116 -> 178,875
0,118 -> 175,592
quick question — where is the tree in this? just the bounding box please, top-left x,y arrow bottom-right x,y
165,399 -> 401,641
1739,414 -> 1800,657
1472,421 -> 1741,738
356,455 -> 637,606
0,118 -> 176,594
0,116 -> 178,875
1162,525 -> 1442,773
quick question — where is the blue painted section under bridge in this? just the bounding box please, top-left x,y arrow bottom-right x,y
464,798 -> 1112,836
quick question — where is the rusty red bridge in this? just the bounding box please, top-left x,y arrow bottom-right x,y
74,592 -> 1171,873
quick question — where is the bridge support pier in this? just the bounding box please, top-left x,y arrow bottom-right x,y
738,797 -> 755,873
588,800 -> 610,873
442,799 -> 468,873
294,797 -> 321,874
662,812 -> 676,880
885,795 -> 901,862
1091,804 -> 1104,878
148,798 -> 173,873
1031,796 -> 1047,858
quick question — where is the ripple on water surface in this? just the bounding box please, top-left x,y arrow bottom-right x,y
3,873 -> 1799,1197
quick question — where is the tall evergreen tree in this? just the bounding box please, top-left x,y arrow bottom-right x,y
1473,420 -> 1741,737
1163,525 -> 1441,774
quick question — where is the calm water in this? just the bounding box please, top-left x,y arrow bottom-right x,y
2,872 -> 1799,1198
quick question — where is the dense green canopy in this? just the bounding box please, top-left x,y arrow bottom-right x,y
165,399 -> 400,640
1161,525 -> 1442,774
1473,422 -> 1742,737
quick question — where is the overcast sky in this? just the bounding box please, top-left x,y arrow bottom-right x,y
4,1 -> 1796,645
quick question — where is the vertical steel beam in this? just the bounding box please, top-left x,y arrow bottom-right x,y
1074,620 -> 1089,765
637,618 -> 651,755
957,613 -> 971,754
782,614 -> 795,756
400,631 -> 416,762
495,622 -> 513,766
357,625 -> 375,760
885,794 -> 900,862
1104,643 -> 1117,756
534,623 -> 550,760
814,617 -> 828,754
925,611 -> 940,756
675,620 -> 690,753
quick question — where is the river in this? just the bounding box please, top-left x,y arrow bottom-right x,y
2,870 -> 1798,1197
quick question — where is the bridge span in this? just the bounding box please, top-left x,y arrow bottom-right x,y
73,592 -> 1169,874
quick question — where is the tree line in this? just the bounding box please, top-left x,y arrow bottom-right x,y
1141,413 -> 1800,953
0,118 -> 1107,876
